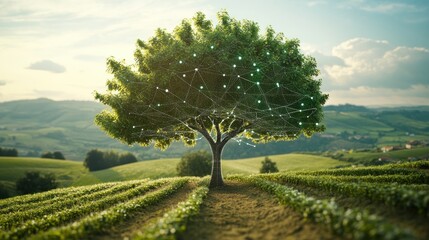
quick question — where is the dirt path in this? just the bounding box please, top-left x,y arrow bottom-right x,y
92,182 -> 196,240
182,181 -> 338,240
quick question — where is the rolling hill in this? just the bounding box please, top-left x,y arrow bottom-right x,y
0,153 -> 343,196
0,99 -> 428,160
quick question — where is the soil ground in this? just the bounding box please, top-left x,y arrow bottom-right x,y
92,182 -> 196,240
290,183 -> 429,240
182,181 -> 338,240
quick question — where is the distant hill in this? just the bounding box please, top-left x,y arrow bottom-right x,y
1,99 -> 428,160
0,154 -> 343,196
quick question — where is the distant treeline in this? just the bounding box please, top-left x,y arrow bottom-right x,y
84,149 -> 138,171
0,147 -> 18,157
41,151 -> 66,160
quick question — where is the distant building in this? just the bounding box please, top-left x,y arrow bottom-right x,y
381,146 -> 393,153
381,145 -> 402,153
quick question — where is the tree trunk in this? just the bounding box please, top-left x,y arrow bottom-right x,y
209,143 -> 224,188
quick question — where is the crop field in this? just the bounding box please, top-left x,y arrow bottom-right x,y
1,160 -> 428,239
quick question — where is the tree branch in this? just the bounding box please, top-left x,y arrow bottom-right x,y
215,122 -> 222,144
220,121 -> 251,147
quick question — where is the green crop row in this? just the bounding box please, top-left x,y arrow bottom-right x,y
296,167 -> 424,177
134,181 -> 209,240
258,173 -> 429,216
388,160 -> 429,170
316,174 -> 429,185
234,176 -> 414,240
0,181 -> 123,215
0,179 -> 171,239
0,182 -> 118,210
30,178 -> 190,240
0,180 -> 147,228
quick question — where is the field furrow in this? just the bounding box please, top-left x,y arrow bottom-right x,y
0,179 -> 170,239
0,182 -> 118,210
234,176 -> 414,240
30,178 -> 189,240
1,180 -> 148,224
259,173 -> 429,215
183,180 -> 338,240
134,179 -> 209,240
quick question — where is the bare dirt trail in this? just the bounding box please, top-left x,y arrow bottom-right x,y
182,181 -> 338,240
92,182 -> 196,240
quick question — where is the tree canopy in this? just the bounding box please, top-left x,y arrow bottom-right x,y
95,10 -> 328,187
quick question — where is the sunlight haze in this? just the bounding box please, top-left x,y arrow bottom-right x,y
1,0 -> 428,106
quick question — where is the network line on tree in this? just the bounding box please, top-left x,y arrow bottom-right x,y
95,10 -> 328,187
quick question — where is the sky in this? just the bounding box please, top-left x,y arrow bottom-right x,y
0,0 -> 428,106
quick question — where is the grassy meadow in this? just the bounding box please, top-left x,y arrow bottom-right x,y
0,153 -> 344,193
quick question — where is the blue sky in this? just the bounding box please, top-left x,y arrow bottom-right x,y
0,0 -> 428,106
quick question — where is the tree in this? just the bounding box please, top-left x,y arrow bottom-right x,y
177,150 -> 212,177
16,171 -> 58,194
84,149 -> 137,171
260,156 -> 279,173
84,149 -> 105,171
53,151 -> 66,160
41,151 -> 66,160
41,152 -> 54,159
119,152 -> 138,165
94,11 -> 328,187
0,147 -> 18,157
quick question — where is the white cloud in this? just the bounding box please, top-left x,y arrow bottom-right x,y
307,1 -> 327,7
339,1 -> 421,14
322,38 -> 429,89
326,85 -> 429,106
27,60 -> 66,73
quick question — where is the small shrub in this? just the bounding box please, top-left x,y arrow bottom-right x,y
16,171 -> 58,194
260,156 -> 279,173
177,150 -> 212,177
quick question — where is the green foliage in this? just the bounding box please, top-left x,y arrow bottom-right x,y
84,149 -> 104,171
0,179 -> 169,239
84,149 -> 138,171
177,150 -> 211,177
0,183 -> 9,199
0,147 -> 18,157
259,156 -> 279,173
136,182 -> 209,240
94,10 -> 328,149
16,171 -> 58,195
28,178 -> 188,240
231,176 -> 413,240
119,152 -> 138,165
258,166 -> 429,216
41,151 -> 66,160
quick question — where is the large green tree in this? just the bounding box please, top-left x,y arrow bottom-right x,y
95,11 -> 328,187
